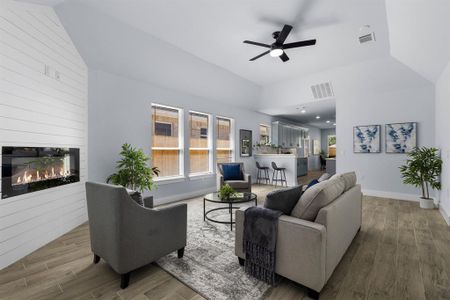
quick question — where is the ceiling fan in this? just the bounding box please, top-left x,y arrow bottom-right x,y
243,24 -> 316,62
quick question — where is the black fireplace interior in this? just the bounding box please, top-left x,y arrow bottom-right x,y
1,147 -> 80,199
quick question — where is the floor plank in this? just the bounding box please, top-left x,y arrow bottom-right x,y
1,184 -> 449,300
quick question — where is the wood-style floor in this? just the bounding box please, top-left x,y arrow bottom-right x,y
1,185 -> 450,299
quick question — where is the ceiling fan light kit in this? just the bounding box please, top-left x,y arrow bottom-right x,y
243,24 -> 317,62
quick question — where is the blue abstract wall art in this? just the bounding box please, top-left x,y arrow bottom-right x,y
385,122 -> 417,153
353,125 -> 381,153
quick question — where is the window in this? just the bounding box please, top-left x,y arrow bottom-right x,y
155,122 -> 172,136
216,117 -> 234,164
152,104 -> 183,178
189,111 -> 212,174
328,135 -> 336,158
259,124 -> 270,144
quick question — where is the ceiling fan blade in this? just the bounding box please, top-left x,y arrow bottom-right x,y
249,50 -> 270,61
283,39 -> 316,49
243,40 -> 271,48
276,24 -> 293,44
279,52 -> 289,62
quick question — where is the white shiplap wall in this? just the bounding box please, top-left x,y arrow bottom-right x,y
0,0 -> 88,269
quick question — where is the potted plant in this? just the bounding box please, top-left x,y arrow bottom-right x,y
218,184 -> 237,200
399,147 -> 442,209
107,143 -> 160,205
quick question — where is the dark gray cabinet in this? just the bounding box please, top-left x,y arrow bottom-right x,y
297,157 -> 308,177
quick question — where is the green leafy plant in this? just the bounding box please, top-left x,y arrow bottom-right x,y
399,147 -> 442,199
219,184 -> 237,200
106,143 -> 160,192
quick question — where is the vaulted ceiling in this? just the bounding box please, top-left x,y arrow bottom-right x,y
17,0 -> 450,112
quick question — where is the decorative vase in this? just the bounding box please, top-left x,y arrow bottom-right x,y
419,197 -> 435,209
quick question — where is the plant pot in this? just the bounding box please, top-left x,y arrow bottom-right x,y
419,197 -> 435,209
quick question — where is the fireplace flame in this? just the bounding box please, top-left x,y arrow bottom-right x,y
14,167 -> 71,186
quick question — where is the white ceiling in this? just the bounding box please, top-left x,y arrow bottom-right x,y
274,99 -> 336,129
40,0 -> 391,86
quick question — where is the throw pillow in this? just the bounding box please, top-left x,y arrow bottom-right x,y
264,186 -> 303,215
126,188 -> 143,206
318,173 -> 331,182
290,176 -> 345,221
306,179 -> 319,190
222,164 -> 243,181
341,172 -> 357,191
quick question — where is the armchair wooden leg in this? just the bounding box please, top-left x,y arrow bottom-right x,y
238,257 -> 245,266
93,254 -> 100,264
307,288 -> 320,299
178,247 -> 185,259
120,272 -> 130,289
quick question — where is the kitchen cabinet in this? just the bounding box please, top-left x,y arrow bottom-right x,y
297,157 -> 308,176
272,121 -> 308,149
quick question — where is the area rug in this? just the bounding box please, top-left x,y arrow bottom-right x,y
156,188 -> 274,300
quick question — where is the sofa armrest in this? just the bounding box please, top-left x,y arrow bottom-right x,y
217,174 -> 224,190
235,209 -> 327,292
243,173 -> 251,183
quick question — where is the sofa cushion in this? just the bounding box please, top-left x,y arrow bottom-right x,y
222,164 -> 243,180
331,172 -> 356,192
341,172 -> 357,191
126,188 -> 143,206
318,173 -> 331,182
291,176 -> 345,221
226,180 -> 248,189
264,186 -> 303,214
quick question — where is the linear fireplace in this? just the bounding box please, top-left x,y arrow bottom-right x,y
1,147 -> 80,199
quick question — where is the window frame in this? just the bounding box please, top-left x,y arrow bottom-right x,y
215,116 -> 235,166
188,110 -> 213,176
151,103 -> 184,181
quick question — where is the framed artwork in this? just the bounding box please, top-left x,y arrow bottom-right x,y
385,122 -> 417,153
239,129 -> 252,157
353,125 -> 381,153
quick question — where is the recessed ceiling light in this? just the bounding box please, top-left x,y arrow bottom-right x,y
326,120 -> 330,123
316,115 -> 320,119
300,107 -> 306,113
333,123 -> 336,126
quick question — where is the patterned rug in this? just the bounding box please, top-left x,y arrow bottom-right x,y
157,186 -> 276,300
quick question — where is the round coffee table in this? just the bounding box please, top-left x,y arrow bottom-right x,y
203,192 -> 257,231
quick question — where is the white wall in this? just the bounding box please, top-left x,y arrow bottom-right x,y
435,61 -> 450,224
0,0 -> 88,269
55,0 -> 261,111
260,57 -> 434,200
89,69 -> 271,205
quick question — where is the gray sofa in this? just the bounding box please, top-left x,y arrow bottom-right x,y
217,162 -> 251,193
235,175 -> 362,298
85,182 -> 187,289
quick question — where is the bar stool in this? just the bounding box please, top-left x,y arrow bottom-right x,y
271,162 -> 287,187
256,161 -> 270,184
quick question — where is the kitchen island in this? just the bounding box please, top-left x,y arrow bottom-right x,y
254,154 -> 307,186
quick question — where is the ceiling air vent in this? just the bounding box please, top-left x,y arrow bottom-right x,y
359,32 -> 376,44
311,82 -> 334,99
358,25 -> 376,44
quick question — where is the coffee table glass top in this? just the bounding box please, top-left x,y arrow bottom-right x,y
204,192 -> 257,204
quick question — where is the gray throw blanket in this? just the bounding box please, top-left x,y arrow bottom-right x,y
243,207 -> 283,285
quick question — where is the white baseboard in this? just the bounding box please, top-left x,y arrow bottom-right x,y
154,187 -> 217,206
440,206 -> 450,226
362,189 -> 420,202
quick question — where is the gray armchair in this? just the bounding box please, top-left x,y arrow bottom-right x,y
85,182 -> 187,289
217,162 -> 251,193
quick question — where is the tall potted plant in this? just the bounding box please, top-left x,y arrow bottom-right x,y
107,143 -> 159,203
399,147 -> 442,209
